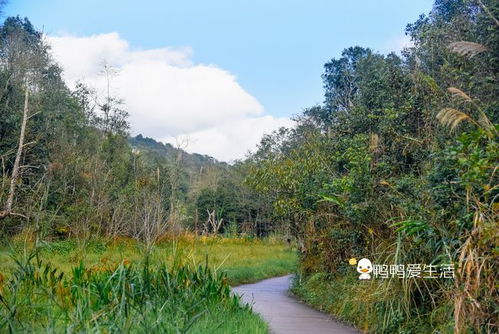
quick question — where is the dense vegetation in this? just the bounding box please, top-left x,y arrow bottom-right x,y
0,10 -> 289,334
0,0 -> 497,333
0,16 -> 270,240
246,0 -> 498,333
0,242 -> 269,333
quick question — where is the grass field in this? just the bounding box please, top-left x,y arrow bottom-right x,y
0,234 -> 297,333
0,234 -> 296,285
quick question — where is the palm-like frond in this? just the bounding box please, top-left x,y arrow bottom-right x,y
436,108 -> 473,131
448,41 -> 488,58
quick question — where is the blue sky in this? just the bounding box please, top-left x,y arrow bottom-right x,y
4,0 -> 435,160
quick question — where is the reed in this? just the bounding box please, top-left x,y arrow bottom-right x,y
0,243 -> 269,333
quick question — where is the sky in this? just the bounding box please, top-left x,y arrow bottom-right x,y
4,0 -> 434,161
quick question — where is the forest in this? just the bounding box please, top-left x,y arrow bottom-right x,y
0,0 -> 497,333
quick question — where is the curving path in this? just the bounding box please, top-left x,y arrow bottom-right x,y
233,275 -> 359,334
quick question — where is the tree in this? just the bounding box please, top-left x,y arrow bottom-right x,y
0,85 -> 28,219
0,17 -> 51,221
248,1 -> 498,332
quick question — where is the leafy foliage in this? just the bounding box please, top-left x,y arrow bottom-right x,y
248,0 -> 498,332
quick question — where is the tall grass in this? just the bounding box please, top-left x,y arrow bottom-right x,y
0,245 -> 268,333
0,234 -> 297,286
292,237 -> 457,333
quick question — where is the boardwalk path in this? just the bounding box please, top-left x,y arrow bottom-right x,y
232,275 -> 359,334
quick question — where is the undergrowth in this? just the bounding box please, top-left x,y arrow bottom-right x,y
292,271 -> 455,334
0,245 -> 268,333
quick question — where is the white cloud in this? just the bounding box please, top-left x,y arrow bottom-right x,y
381,34 -> 414,54
162,116 -> 293,162
47,32 -> 291,162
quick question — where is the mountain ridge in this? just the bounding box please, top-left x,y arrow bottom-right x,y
129,134 -> 228,172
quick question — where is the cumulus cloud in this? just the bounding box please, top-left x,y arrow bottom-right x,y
381,34 -> 414,54
47,33 -> 291,161
162,115 -> 292,162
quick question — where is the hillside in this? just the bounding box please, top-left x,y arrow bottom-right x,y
129,134 -> 227,173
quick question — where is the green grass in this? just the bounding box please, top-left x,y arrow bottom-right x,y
0,235 -> 297,333
292,271 -> 455,334
0,235 -> 296,285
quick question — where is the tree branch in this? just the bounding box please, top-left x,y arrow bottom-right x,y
477,0 -> 499,27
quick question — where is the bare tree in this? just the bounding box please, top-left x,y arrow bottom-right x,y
96,61 -> 129,135
168,136 -> 189,232
0,19 -> 47,221
204,209 -> 223,235
0,84 -> 29,220
131,193 -> 168,251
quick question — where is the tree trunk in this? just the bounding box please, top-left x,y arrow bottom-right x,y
0,88 -> 29,220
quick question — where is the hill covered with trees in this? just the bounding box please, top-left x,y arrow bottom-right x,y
129,134 -> 224,173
